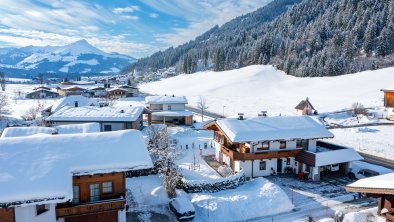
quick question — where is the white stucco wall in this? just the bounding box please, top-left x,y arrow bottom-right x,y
15,204 -> 57,222
287,141 -> 296,149
101,122 -> 125,131
162,104 -> 185,111
118,210 -> 126,222
308,139 -> 317,152
269,141 -> 280,150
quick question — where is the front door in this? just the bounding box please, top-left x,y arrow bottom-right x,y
277,159 -> 282,173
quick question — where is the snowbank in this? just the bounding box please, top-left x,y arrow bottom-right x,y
191,177 -> 293,221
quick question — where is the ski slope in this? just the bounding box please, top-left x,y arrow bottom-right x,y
140,65 -> 394,117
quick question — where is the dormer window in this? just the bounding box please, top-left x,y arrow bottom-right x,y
280,141 -> 286,149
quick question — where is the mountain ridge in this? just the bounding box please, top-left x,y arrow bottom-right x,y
0,39 -> 135,78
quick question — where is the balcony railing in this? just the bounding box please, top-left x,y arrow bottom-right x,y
221,146 -> 302,161
56,198 -> 125,218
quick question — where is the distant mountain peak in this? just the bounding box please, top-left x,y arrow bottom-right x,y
56,39 -> 104,56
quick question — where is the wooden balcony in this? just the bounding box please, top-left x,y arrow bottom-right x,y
56,198 -> 125,218
221,146 -> 302,161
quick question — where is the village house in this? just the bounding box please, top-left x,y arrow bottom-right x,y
87,86 -> 107,98
46,105 -> 149,131
205,115 -> 362,181
145,95 -> 193,125
41,95 -> 97,117
107,88 -> 128,99
56,85 -> 87,97
0,130 -> 153,222
346,173 -> 394,222
381,88 -> 394,120
25,86 -> 59,99
118,85 -> 139,97
295,97 -> 316,115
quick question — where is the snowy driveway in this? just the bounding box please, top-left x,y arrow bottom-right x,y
247,175 -> 377,222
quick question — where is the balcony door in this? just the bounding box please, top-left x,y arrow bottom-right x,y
90,184 -> 100,202
277,159 -> 282,173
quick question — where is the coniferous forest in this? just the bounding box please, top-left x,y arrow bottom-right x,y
122,0 -> 394,77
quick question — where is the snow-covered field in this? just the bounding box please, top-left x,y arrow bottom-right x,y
140,65 -> 394,116
330,126 -> 394,159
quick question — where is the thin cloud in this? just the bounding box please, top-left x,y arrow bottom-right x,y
146,0 -> 273,46
149,13 -> 159,18
113,6 -> 140,14
121,15 -> 140,21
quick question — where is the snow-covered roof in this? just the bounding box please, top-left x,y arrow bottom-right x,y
381,88 -> 394,92
107,87 -> 128,92
216,116 -> 334,143
0,127 -> 57,138
47,106 -> 144,122
0,130 -> 153,206
346,173 -> 394,194
145,95 -> 188,105
313,146 -> 363,167
49,95 -> 96,113
56,123 -> 100,134
119,85 -> 139,89
152,110 -> 193,117
0,123 -> 101,139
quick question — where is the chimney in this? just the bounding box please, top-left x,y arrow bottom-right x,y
74,101 -> 78,107
238,113 -> 244,120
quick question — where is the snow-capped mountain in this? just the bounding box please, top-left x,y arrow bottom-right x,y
0,39 -> 135,77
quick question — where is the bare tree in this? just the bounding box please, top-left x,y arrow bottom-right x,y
0,72 -> 6,91
20,102 -> 44,122
0,93 -> 8,119
146,124 -> 180,198
197,96 -> 209,122
37,73 -> 45,86
350,102 -> 368,123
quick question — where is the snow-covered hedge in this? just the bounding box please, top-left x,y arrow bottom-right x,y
125,168 -> 157,178
178,170 -> 245,193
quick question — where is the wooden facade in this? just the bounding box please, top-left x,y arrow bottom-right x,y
0,208 -> 15,222
210,122 -> 303,161
346,186 -> 394,222
383,91 -> 394,108
56,172 -> 126,221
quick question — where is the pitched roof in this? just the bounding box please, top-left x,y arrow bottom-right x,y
46,106 -> 144,122
1,127 -> 57,138
295,97 -> 315,110
0,130 -> 153,206
216,116 -> 333,143
50,95 -> 96,113
0,123 -> 101,139
346,173 -> 394,195
145,95 -> 188,104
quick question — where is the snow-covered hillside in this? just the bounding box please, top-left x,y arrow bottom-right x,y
140,65 -> 394,116
0,39 -> 135,76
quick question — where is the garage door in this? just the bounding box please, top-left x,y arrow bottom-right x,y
65,210 -> 117,222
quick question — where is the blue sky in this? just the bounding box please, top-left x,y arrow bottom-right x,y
0,0 -> 271,58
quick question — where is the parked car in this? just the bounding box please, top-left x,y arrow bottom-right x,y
320,164 -> 340,173
355,169 -> 379,179
169,193 -> 195,221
